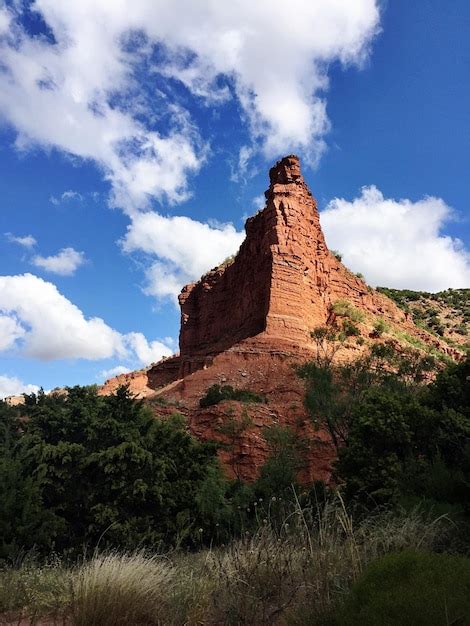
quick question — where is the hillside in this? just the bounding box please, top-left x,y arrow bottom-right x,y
377,287 -> 470,349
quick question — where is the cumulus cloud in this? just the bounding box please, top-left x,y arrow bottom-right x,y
0,374 -> 39,399
321,186 -> 470,292
0,273 -> 173,363
0,273 -> 124,360
122,212 -> 244,300
0,315 -> 25,351
32,247 -> 86,276
0,1 -> 380,212
6,233 -> 37,248
124,333 -> 172,364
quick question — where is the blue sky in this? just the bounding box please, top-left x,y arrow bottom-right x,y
0,0 -> 469,396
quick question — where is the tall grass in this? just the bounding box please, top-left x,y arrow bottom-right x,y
71,552 -> 173,626
0,500 -> 451,626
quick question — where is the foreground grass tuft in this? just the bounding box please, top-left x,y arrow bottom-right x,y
71,552 -> 173,626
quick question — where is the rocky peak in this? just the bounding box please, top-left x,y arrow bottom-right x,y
268,154 -> 303,186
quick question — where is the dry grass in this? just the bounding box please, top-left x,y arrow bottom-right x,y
71,552 -> 174,626
0,557 -> 71,626
0,500 -> 450,626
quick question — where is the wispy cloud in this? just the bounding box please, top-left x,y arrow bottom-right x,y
0,1 -> 380,213
5,232 -> 37,248
50,190 -> 84,206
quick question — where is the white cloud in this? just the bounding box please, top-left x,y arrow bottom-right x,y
6,233 -> 37,248
124,333 -> 172,364
0,1 -> 380,212
0,5 -> 10,35
0,375 -> 39,399
32,247 -> 86,276
0,273 -> 174,363
0,273 -> 124,360
99,365 -> 131,381
252,195 -> 266,211
321,186 -> 470,292
122,212 -> 244,300
50,190 -> 83,205
0,315 -> 25,351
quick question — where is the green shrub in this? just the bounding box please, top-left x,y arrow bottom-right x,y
1,386 -> 224,556
340,550 -> 470,626
331,300 -> 364,323
341,319 -> 361,338
256,425 -> 305,498
199,384 -> 266,407
331,250 -> 343,262
373,317 -> 389,337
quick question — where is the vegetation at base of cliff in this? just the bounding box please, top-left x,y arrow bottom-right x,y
1,350 -> 470,624
199,383 -> 267,407
340,550 -> 470,626
378,286 -> 470,343
0,387 -> 223,558
300,343 -> 470,512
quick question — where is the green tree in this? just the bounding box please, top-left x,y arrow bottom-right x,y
216,409 -> 253,479
256,425 -> 305,498
18,386 -> 223,552
0,400 -> 58,560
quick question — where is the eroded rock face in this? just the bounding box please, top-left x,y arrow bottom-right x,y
99,369 -> 152,398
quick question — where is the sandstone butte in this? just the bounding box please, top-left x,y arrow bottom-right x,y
99,155 -> 461,483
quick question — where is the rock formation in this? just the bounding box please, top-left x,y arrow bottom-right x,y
148,154 -> 454,380
102,155 -> 460,482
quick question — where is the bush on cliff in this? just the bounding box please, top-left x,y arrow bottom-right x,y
199,384 -> 266,407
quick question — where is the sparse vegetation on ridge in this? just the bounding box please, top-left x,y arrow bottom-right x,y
331,249 -> 343,262
331,299 -> 365,323
378,287 -> 470,347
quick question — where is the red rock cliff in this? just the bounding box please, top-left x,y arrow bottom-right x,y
178,154 -> 329,376
175,154 -> 441,377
